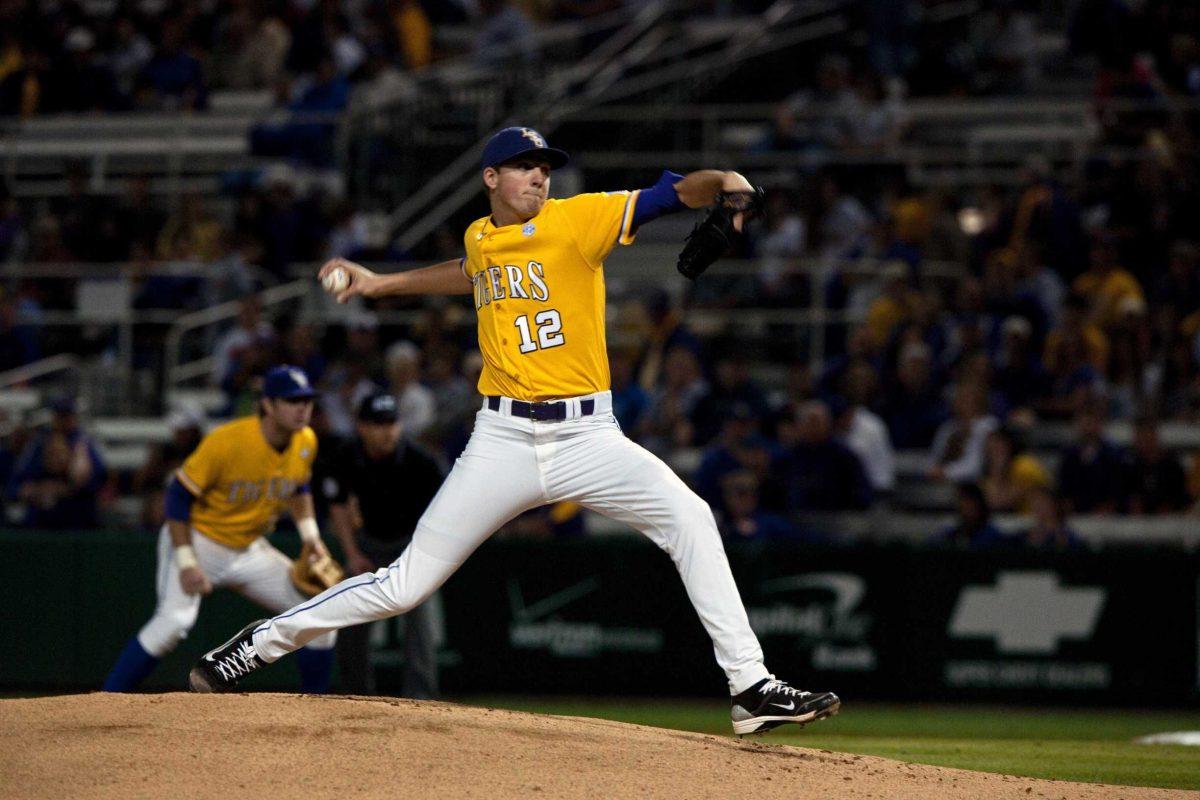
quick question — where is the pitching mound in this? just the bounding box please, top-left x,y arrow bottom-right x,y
1,694 -> 1189,799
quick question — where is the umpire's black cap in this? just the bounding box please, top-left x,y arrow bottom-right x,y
357,391 -> 399,424
481,127 -> 569,170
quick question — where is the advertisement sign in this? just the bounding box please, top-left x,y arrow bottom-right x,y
945,570 -> 1109,691
431,541 -> 1198,705
1,531 -> 1195,705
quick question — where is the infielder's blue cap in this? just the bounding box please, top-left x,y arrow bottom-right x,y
263,365 -> 317,399
481,127 -> 569,170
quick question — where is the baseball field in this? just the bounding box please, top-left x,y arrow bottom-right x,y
470,696 -> 1200,791
2,693 -> 1196,798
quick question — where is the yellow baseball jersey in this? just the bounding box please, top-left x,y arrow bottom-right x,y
175,416 -> 317,549
462,191 -> 640,401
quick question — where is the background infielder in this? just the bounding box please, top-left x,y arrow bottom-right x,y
190,127 -> 840,734
103,365 -> 337,693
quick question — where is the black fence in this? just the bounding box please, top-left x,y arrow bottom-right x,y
3,530 -> 1196,706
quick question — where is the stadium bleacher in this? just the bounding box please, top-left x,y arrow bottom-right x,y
0,0 -> 1197,544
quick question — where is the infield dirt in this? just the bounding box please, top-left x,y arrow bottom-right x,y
1,694 -> 1193,799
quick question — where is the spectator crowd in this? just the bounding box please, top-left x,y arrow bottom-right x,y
2,272 -> 1197,544
0,0 -> 1197,547
0,0 -> 681,118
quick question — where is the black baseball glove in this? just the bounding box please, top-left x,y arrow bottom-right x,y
676,186 -> 764,280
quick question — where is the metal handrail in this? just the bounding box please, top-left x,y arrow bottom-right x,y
5,107 -> 351,200
561,0 -> 841,99
559,5 -> 849,110
2,261 -> 280,286
5,250 -> 963,397
0,353 -> 83,390
170,357 -> 220,387
552,0 -> 676,89
164,279 -> 312,388
8,251 -> 966,293
420,1 -> 666,79
392,2 -> 850,251
14,310 -> 184,326
541,98 -> 1099,122
386,1 -> 676,243
681,255 -> 968,280
558,0 -> 676,100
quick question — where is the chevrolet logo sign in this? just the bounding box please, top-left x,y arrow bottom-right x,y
949,571 -> 1105,655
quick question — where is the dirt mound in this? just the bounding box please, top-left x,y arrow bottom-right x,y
0,694 -> 1190,799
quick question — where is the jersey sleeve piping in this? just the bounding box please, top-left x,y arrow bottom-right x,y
175,467 -> 203,496
618,189 -> 640,246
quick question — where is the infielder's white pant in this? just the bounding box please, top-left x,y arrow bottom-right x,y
252,392 -> 769,693
137,525 -> 337,657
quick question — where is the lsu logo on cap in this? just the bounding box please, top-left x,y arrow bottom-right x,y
520,128 -> 547,148
290,369 -> 310,388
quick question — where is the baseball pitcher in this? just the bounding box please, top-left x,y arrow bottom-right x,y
189,128 -> 840,734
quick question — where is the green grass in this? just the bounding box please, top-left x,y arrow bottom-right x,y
461,697 -> 1200,791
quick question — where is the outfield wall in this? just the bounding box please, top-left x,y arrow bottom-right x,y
3,529 -> 1197,706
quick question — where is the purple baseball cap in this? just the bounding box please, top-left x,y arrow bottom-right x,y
263,365 -> 317,399
481,127 -> 569,170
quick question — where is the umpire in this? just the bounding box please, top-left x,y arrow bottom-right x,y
325,390 -> 446,698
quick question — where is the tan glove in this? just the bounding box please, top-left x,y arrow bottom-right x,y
290,542 -> 345,597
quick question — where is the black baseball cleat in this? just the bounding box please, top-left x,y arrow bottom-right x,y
188,619 -> 268,693
730,678 -> 841,735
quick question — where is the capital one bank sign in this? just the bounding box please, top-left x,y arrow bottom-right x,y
945,571 -> 1110,689
747,572 -> 877,672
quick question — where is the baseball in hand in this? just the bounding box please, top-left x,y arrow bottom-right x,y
322,267 -> 349,294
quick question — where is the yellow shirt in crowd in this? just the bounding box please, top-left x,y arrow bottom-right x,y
1073,268 -> 1144,328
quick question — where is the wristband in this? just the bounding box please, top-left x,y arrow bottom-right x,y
175,545 -> 198,571
297,517 -> 321,545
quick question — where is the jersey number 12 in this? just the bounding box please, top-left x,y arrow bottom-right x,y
514,309 -> 565,353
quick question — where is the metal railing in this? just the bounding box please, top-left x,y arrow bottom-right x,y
0,353 -> 83,391
537,96 -> 1199,188
382,1 -> 679,250
1,260 -> 279,284
2,107 -> 353,202
163,279 -> 313,388
424,1 -> 669,79
377,0 -> 1178,246
387,1 -> 853,251
0,248 -> 967,407
2,259 -> 286,412
560,2 -> 850,109
0,354 -> 85,422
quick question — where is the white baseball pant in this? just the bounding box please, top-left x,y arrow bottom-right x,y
137,525 -> 336,657
251,391 -> 769,693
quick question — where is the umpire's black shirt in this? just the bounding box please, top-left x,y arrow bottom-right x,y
323,438 -> 446,544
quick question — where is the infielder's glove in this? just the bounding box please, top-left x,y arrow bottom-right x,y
676,186 -> 764,280
290,543 -> 345,597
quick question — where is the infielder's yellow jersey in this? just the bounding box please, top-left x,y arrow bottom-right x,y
175,416 -> 317,549
463,191 -> 640,401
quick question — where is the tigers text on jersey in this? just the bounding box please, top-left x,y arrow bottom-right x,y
175,416 -> 317,549
462,191 -> 640,401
